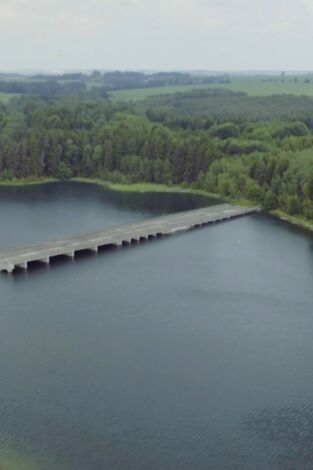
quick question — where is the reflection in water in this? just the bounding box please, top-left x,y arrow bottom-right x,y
0,438 -> 44,470
244,403 -> 313,469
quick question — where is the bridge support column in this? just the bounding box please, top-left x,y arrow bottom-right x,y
17,262 -> 28,270
39,257 -> 50,264
65,251 -> 75,258
90,246 -> 98,253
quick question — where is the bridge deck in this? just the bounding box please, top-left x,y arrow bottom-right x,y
0,203 -> 259,273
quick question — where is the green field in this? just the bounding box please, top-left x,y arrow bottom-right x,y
0,92 -> 18,103
110,76 -> 313,101
2,74 -> 313,103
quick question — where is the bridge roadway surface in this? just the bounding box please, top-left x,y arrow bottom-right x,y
0,203 -> 259,273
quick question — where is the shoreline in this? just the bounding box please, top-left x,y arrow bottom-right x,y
0,177 -> 58,187
71,177 -> 222,199
0,176 -> 312,234
270,209 -> 313,233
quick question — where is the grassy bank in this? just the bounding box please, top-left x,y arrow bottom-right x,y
0,177 -> 57,186
270,209 -> 313,232
72,178 -> 258,208
71,177 -> 221,199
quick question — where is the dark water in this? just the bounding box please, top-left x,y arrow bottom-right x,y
1,182 -> 313,469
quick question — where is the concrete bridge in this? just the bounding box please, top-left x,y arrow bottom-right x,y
0,203 -> 259,274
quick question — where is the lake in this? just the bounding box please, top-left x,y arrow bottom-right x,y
0,182 -> 313,469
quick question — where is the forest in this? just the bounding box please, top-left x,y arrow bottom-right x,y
0,80 -> 108,100
32,70 -> 231,90
0,88 -> 313,220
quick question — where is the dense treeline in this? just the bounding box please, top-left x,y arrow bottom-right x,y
33,70 -> 231,91
100,71 -> 230,90
0,89 -> 313,220
0,99 -> 214,184
0,80 -> 109,100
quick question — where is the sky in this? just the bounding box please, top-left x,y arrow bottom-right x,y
0,0 -> 313,72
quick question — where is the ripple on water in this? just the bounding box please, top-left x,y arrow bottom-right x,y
244,402 -> 313,469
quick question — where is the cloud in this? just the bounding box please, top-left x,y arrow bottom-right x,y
268,21 -> 292,33
153,0 -> 220,29
0,0 -> 114,34
0,0 -> 305,36
0,0 -> 313,70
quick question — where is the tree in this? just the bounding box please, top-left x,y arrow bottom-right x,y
263,191 -> 278,210
55,162 -> 73,180
211,123 -> 240,139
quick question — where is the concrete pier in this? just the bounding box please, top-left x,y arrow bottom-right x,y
0,203 -> 259,274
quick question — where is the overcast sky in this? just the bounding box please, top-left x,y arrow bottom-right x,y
0,0 -> 312,72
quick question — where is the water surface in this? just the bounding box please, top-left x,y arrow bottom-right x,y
0,182 -> 313,469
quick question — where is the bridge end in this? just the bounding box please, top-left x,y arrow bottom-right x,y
0,262 -> 15,274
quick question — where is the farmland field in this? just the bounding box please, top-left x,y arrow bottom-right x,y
1,75 -> 313,103
110,75 -> 313,101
